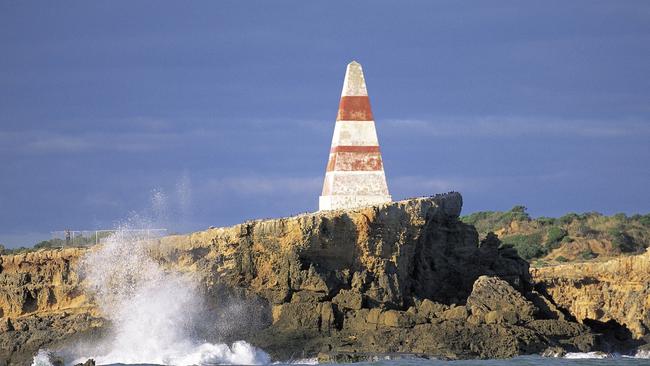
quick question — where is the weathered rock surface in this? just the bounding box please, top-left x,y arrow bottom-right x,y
0,248 -> 103,365
0,193 -> 615,364
0,248 -> 94,318
532,250 -> 650,342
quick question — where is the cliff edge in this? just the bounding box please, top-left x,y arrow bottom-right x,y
532,250 -> 650,345
0,193 -> 612,364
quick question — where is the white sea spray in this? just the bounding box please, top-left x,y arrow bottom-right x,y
32,192 -> 269,366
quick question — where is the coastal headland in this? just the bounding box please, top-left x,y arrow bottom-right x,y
1,193 -> 648,365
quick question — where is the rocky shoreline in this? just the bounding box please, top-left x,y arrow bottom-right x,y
0,193 -> 648,365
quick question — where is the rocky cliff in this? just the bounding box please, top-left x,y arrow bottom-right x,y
532,250 -> 650,345
0,193 -> 618,364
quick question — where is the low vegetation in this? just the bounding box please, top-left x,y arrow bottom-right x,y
462,206 -> 650,265
0,232 -> 113,255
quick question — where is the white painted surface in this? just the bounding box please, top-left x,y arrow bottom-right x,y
319,61 -> 392,211
319,194 -> 392,211
321,171 -> 390,196
340,61 -> 368,97
331,120 -> 379,147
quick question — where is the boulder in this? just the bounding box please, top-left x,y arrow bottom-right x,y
332,289 -> 363,310
417,299 -> 448,319
381,310 -> 415,328
466,276 -> 535,324
441,306 -> 469,321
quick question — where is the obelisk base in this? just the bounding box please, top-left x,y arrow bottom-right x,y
319,194 -> 392,211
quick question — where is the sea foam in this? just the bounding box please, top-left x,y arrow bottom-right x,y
32,214 -> 269,366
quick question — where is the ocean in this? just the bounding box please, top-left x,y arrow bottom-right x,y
31,351 -> 650,366
338,356 -> 650,366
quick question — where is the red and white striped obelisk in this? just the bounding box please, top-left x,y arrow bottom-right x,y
319,61 -> 391,211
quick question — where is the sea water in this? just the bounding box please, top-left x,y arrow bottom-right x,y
31,352 -> 650,366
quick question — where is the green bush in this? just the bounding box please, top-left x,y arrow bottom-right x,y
34,238 -> 65,250
545,226 -> 567,248
511,205 -> 527,214
607,227 -> 637,252
558,213 -> 580,225
461,211 -> 496,226
561,236 -> 573,243
501,232 -> 545,260
556,256 -> 569,262
579,250 -> 597,260
537,217 -> 556,226
534,260 -> 549,267
574,224 -> 599,239
638,214 -> 650,227
461,206 -> 530,235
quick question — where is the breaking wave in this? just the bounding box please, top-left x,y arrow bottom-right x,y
32,211 -> 269,365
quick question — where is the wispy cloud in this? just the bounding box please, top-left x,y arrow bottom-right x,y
0,117 -> 328,155
390,170 -> 573,197
383,116 -> 650,138
390,176 -> 460,194
201,176 -> 322,196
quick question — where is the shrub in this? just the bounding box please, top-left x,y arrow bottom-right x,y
579,250 -> 597,260
501,232 -> 545,260
638,214 -> 650,227
561,236 -> 574,243
545,226 -> 567,248
534,260 -> 549,267
556,256 -> 568,262
461,211 -> 496,226
607,227 -> 637,252
34,238 -> 65,250
511,205 -> 527,214
558,213 -> 580,225
574,224 -> 599,239
537,217 -> 556,226
461,206 -> 530,235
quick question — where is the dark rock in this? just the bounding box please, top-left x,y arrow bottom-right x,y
73,359 -> 95,366
332,289 -> 363,310
0,194 -> 611,363
466,276 -> 535,324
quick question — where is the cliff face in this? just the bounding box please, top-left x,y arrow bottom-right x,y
153,193 -> 529,308
0,194 -> 604,364
531,250 -> 650,340
0,249 -> 102,366
0,248 -> 94,318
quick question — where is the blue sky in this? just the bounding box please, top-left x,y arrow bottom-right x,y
1,1 -> 649,247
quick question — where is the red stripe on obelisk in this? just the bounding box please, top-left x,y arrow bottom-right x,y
326,151 -> 384,172
330,146 -> 380,153
336,96 -> 373,121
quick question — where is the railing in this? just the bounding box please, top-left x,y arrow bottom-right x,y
50,229 -> 168,246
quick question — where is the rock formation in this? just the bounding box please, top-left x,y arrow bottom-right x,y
0,193 -> 624,364
532,250 -> 650,346
0,249 -> 103,365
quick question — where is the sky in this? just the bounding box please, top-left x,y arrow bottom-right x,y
1,1 -> 649,248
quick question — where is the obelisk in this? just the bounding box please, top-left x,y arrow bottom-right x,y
319,61 -> 391,211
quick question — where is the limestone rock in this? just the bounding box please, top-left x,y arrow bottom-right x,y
332,289 -> 363,310
0,194 -> 612,363
417,299 -> 448,319
441,306 -> 469,321
532,250 -> 650,338
466,276 -> 535,324
381,310 -> 414,328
